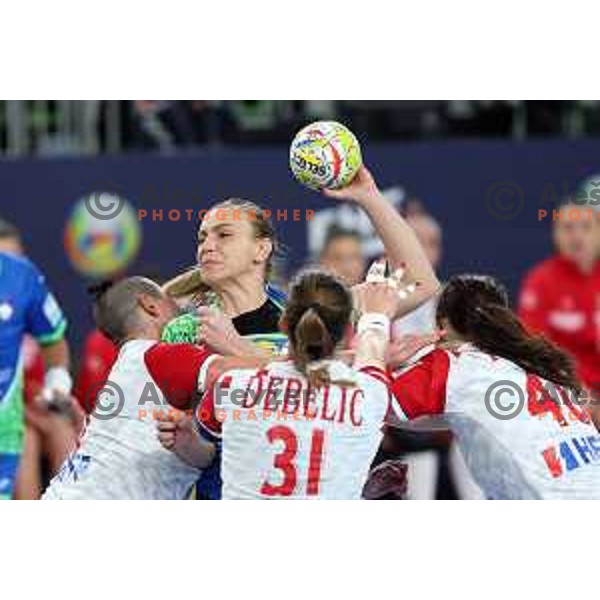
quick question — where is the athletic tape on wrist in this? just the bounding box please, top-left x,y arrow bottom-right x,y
44,367 -> 73,396
356,313 -> 391,340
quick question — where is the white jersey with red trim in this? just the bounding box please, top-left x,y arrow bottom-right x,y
390,343 -> 600,499
43,340 -> 215,500
198,360 -> 390,499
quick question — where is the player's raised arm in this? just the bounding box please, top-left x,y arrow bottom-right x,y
324,166 -> 440,317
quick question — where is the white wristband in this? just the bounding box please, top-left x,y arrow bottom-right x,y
44,367 -> 73,397
357,313 -> 391,341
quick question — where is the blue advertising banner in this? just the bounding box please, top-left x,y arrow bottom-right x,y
1,139 -> 599,353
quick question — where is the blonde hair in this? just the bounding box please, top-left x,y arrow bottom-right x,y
162,267 -> 206,299
162,198 -> 278,306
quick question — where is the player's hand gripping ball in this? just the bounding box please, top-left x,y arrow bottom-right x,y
289,121 -> 362,190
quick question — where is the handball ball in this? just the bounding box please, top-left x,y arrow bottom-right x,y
289,121 -> 362,190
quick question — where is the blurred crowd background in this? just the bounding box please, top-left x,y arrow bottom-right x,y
2,100 -> 600,499
3,101 -> 600,156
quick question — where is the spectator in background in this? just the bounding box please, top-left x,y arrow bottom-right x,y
221,101 -> 300,144
519,199 -> 600,416
129,101 -> 215,152
318,226 -> 366,287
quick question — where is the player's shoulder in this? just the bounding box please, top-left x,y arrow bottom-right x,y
0,252 -> 42,282
355,365 -> 390,388
118,339 -> 157,361
124,339 -> 208,369
444,343 -> 498,366
220,359 -> 356,385
265,282 -> 287,310
219,360 -> 294,384
446,343 -> 524,383
142,341 -> 213,366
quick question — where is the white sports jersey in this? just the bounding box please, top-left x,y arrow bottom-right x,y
43,340 -> 215,500
390,343 -> 600,499
393,296 -> 485,500
393,297 -> 437,337
198,360 -> 390,499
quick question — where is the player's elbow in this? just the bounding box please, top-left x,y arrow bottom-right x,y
391,277 -> 440,321
413,276 -> 441,309
421,275 -> 441,299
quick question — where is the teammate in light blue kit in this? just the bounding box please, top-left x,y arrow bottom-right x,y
0,233 -> 71,499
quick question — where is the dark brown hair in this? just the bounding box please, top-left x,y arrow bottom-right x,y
436,274 -> 581,392
284,269 -> 353,388
0,218 -> 21,242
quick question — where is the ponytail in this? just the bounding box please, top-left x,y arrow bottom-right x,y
162,267 -> 216,309
437,274 -> 582,393
285,269 -> 354,389
293,307 -> 335,388
163,267 -> 206,298
466,304 -> 580,392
